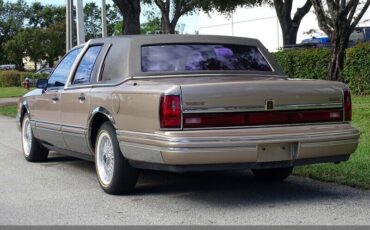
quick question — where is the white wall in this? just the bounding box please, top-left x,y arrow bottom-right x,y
198,1 -> 370,52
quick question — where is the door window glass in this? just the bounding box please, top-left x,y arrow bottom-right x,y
73,45 -> 102,84
47,48 -> 82,88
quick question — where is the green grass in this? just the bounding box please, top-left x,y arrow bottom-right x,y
294,95 -> 370,189
0,105 -> 17,117
0,87 -> 32,98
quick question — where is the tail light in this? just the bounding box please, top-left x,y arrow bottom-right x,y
183,109 -> 343,128
160,95 -> 181,129
343,89 -> 352,121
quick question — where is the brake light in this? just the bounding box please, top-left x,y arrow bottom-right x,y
183,109 -> 343,128
343,89 -> 352,121
160,95 -> 181,128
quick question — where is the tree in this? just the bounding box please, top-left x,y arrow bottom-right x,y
274,0 -> 312,46
3,31 -> 26,70
149,0 -> 197,34
84,2 -> 101,40
310,0 -> 370,81
28,3 -> 65,29
0,0 -> 28,64
106,4 -> 123,36
43,23 -> 66,67
112,0 -> 141,35
141,17 -> 162,34
23,28 -> 46,70
199,0 -> 311,46
84,2 -> 122,39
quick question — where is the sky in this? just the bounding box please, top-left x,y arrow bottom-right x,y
8,0 -> 199,34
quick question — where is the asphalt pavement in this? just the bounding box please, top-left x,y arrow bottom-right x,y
0,115 -> 369,225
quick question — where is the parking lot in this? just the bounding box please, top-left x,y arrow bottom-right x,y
0,115 -> 370,225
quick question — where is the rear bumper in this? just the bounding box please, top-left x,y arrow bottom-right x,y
117,123 -> 359,170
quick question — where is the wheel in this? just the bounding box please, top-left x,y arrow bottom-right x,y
252,167 -> 293,181
95,122 -> 139,195
21,114 -> 49,162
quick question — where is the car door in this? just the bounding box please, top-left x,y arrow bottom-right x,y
32,48 -> 82,149
61,45 -> 104,154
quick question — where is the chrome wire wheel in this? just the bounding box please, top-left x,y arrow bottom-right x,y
22,116 -> 32,157
96,131 -> 115,186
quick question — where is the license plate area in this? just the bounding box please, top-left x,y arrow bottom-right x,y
257,143 -> 294,162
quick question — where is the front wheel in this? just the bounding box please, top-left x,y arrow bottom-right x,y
21,114 -> 49,162
252,167 -> 293,181
95,122 -> 139,195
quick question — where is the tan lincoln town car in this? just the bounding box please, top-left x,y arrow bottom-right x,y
16,35 -> 359,194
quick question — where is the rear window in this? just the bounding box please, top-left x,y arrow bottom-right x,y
141,44 -> 272,72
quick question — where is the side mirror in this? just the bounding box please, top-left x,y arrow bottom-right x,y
36,79 -> 48,89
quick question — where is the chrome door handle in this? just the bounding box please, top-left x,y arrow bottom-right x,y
78,94 -> 86,101
52,96 -> 59,101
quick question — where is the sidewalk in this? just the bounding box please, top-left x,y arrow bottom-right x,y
0,97 -> 19,106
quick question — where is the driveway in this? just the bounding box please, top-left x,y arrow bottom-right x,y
0,115 -> 369,225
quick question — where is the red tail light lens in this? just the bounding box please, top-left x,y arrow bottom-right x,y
183,109 -> 343,128
343,89 -> 352,121
160,95 -> 181,128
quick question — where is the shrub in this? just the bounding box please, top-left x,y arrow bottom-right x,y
343,43 -> 370,95
273,48 -> 330,80
273,43 -> 370,95
0,70 -> 48,87
0,71 -> 22,87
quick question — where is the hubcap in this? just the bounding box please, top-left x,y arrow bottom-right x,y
96,131 -> 114,185
22,117 -> 32,157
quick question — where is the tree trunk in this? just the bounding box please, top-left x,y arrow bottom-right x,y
113,0 -> 141,35
162,16 -> 172,34
282,24 -> 299,46
48,59 -> 54,68
327,34 -> 349,81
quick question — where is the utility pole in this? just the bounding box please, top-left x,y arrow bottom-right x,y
101,0 -> 108,37
76,0 -> 85,45
66,0 -> 73,51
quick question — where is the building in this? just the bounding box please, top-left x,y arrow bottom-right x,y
198,1 -> 370,52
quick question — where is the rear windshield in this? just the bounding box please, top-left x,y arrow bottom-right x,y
141,44 -> 272,72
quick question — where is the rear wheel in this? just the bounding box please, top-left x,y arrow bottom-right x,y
21,114 -> 49,162
95,122 -> 138,195
252,167 -> 293,181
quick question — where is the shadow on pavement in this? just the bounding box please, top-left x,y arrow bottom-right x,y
45,153 -> 347,206
134,170 -> 345,206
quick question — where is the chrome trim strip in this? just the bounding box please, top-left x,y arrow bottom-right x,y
34,120 -> 60,131
116,125 -> 359,147
61,124 -> 86,135
183,103 -> 343,114
64,41 -> 91,90
132,73 -> 286,79
182,122 -> 347,131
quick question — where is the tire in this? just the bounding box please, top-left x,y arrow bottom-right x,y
252,167 -> 293,181
95,121 -> 139,195
21,114 -> 49,162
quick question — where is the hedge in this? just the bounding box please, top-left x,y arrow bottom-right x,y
0,71 -> 48,87
273,42 -> 370,95
343,43 -> 370,95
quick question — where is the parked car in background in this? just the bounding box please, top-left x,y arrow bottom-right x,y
16,35 -> 359,195
23,68 -> 54,87
36,67 -> 54,75
284,26 -> 370,50
0,64 -> 16,70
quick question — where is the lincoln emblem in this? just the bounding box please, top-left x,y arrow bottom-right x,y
265,99 -> 275,110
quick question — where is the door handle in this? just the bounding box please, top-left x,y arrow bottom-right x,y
51,96 -> 59,101
78,94 -> 86,101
